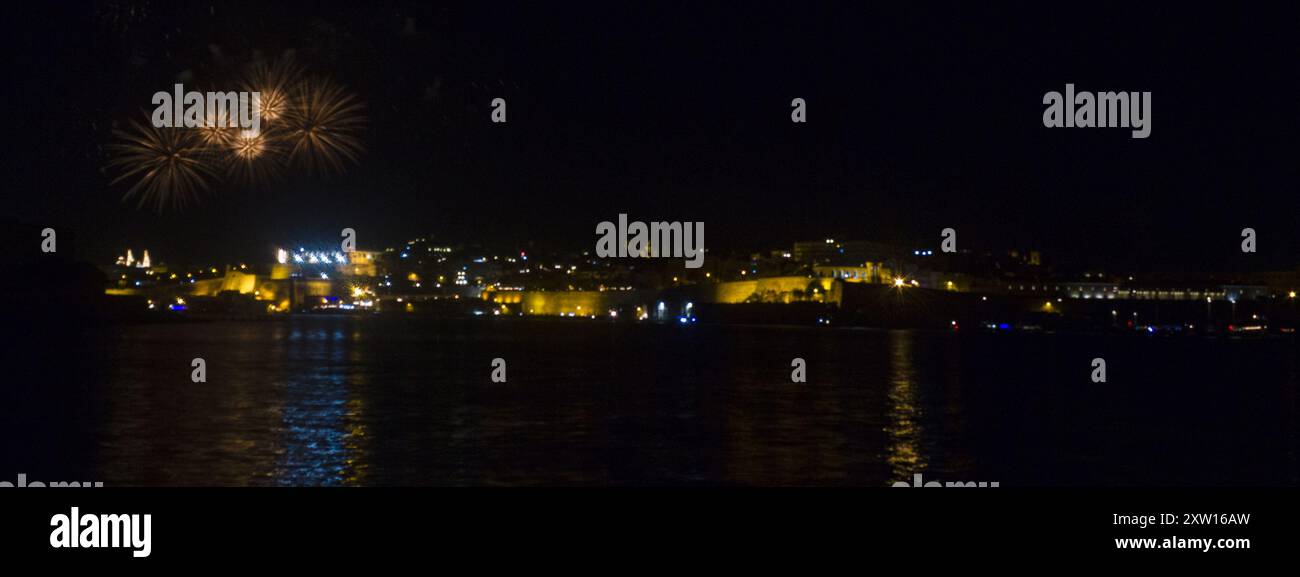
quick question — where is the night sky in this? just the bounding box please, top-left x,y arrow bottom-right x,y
7,2 -> 1298,271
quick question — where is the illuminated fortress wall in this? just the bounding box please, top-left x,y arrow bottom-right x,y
110,270 -> 334,311
703,276 -> 841,305
488,277 -> 843,317
487,290 -> 649,316
184,272 -> 266,297
219,271 -> 259,294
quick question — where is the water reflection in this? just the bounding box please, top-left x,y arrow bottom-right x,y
273,321 -> 369,486
885,330 -> 927,482
44,317 -> 1297,486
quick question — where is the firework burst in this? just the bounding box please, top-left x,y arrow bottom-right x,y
197,106 -> 237,148
284,78 -> 366,175
243,55 -> 303,122
222,127 -> 287,186
107,116 -> 218,212
231,130 -> 270,161
107,55 -> 364,211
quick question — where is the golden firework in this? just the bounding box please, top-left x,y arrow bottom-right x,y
243,55 -> 302,121
223,127 -> 286,186
107,116 -> 218,211
197,105 -> 237,147
231,131 -> 268,160
107,54 -> 365,210
284,77 -> 366,174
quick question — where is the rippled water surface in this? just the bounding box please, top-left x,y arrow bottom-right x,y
4,316 -> 1296,486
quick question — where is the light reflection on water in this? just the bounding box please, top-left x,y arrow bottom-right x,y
6,316 -> 1295,486
885,330 -> 927,481
273,323 -> 369,486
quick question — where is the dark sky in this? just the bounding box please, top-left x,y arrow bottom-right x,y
6,2 -> 1299,271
